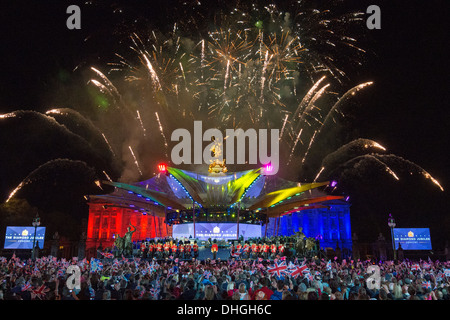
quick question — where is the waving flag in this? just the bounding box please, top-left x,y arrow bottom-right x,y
231,250 -> 242,258
168,265 -> 179,277
203,270 -> 212,279
411,264 -> 421,271
90,258 -> 103,273
305,273 -> 314,281
89,287 -> 95,299
21,282 -> 32,292
101,252 -> 114,259
31,285 -> 50,300
326,260 -> 332,271
444,269 -> 450,277
150,286 -> 159,300
267,261 -> 288,277
256,263 -> 265,270
422,281 -> 432,289
288,262 -> 310,279
113,259 -> 120,268
57,268 -> 65,277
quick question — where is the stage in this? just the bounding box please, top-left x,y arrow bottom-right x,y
86,166 -> 352,258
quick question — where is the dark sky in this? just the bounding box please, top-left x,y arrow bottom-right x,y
0,0 -> 448,247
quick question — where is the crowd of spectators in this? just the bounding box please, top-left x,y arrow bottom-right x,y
1,252 -> 449,301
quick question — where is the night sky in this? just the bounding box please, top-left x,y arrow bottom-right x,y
0,1 -> 448,248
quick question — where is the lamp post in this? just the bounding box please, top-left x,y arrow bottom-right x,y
32,213 -> 41,260
387,214 -> 396,260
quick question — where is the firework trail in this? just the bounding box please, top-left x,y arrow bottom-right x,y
81,0 -> 443,193
101,133 -> 116,157
368,155 -> 400,181
136,110 -> 146,136
103,171 -> 113,182
6,181 -> 26,203
314,166 -> 326,182
155,112 -> 169,156
128,145 -> 143,176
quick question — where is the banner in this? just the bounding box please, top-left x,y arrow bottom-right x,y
4,226 -> 46,249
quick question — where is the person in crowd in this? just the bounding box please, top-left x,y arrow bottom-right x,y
1,235 -> 450,301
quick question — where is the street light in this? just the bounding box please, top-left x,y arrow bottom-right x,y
32,213 -> 41,260
387,214 -> 396,260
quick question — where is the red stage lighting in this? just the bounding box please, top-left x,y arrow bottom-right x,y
158,163 -> 167,172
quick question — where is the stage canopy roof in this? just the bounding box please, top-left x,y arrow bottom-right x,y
87,167 -> 345,218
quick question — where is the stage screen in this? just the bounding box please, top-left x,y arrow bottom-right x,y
4,226 -> 46,249
172,223 -> 261,241
393,228 -> 432,250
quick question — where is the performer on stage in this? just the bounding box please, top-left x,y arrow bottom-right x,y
164,240 -> 170,258
258,242 -> 264,258
148,240 -> 154,259
236,241 -> 242,252
184,240 -> 191,259
278,241 -> 285,256
171,241 -> 178,257
178,240 -> 185,259
243,241 -> 250,259
140,241 -> 146,258
262,241 -> 269,259
193,241 -> 199,259
251,241 -> 258,259
270,242 -> 277,259
156,240 -> 163,259
229,242 -> 236,258
211,239 -> 218,260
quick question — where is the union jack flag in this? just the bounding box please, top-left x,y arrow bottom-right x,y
90,258 -> 103,272
305,273 -> 314,281
150,287 -> 159,300
411,264 -> 421,271
57,269 -> 65,277
256,263 -> 265,270
21,282 -> 32,292
231,250 -> 242,257
422,281 -> 432,289
89,287 -> 95,299
167,266 -> 179,277
113,259 -> 120,267
31,285 -> 50,300
444,269 -> 450,277
203,270 -> 212,279
267,261 -> 288,277
101,252 -> 114,259
287,262 -> 310,279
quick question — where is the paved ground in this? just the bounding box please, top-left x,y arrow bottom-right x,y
197,247 -> 231,260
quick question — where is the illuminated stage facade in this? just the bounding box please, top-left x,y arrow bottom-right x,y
86,165 -> 352,253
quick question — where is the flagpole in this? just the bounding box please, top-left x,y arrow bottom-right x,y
193,199 -> 196,239
264,208 -> 269,238
153,213 -> 157,238
276,214 -> 281,236
273,214 -> 277,237
236,202 -> 240,241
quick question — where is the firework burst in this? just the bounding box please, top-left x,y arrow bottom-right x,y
80,0 -> 444,192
